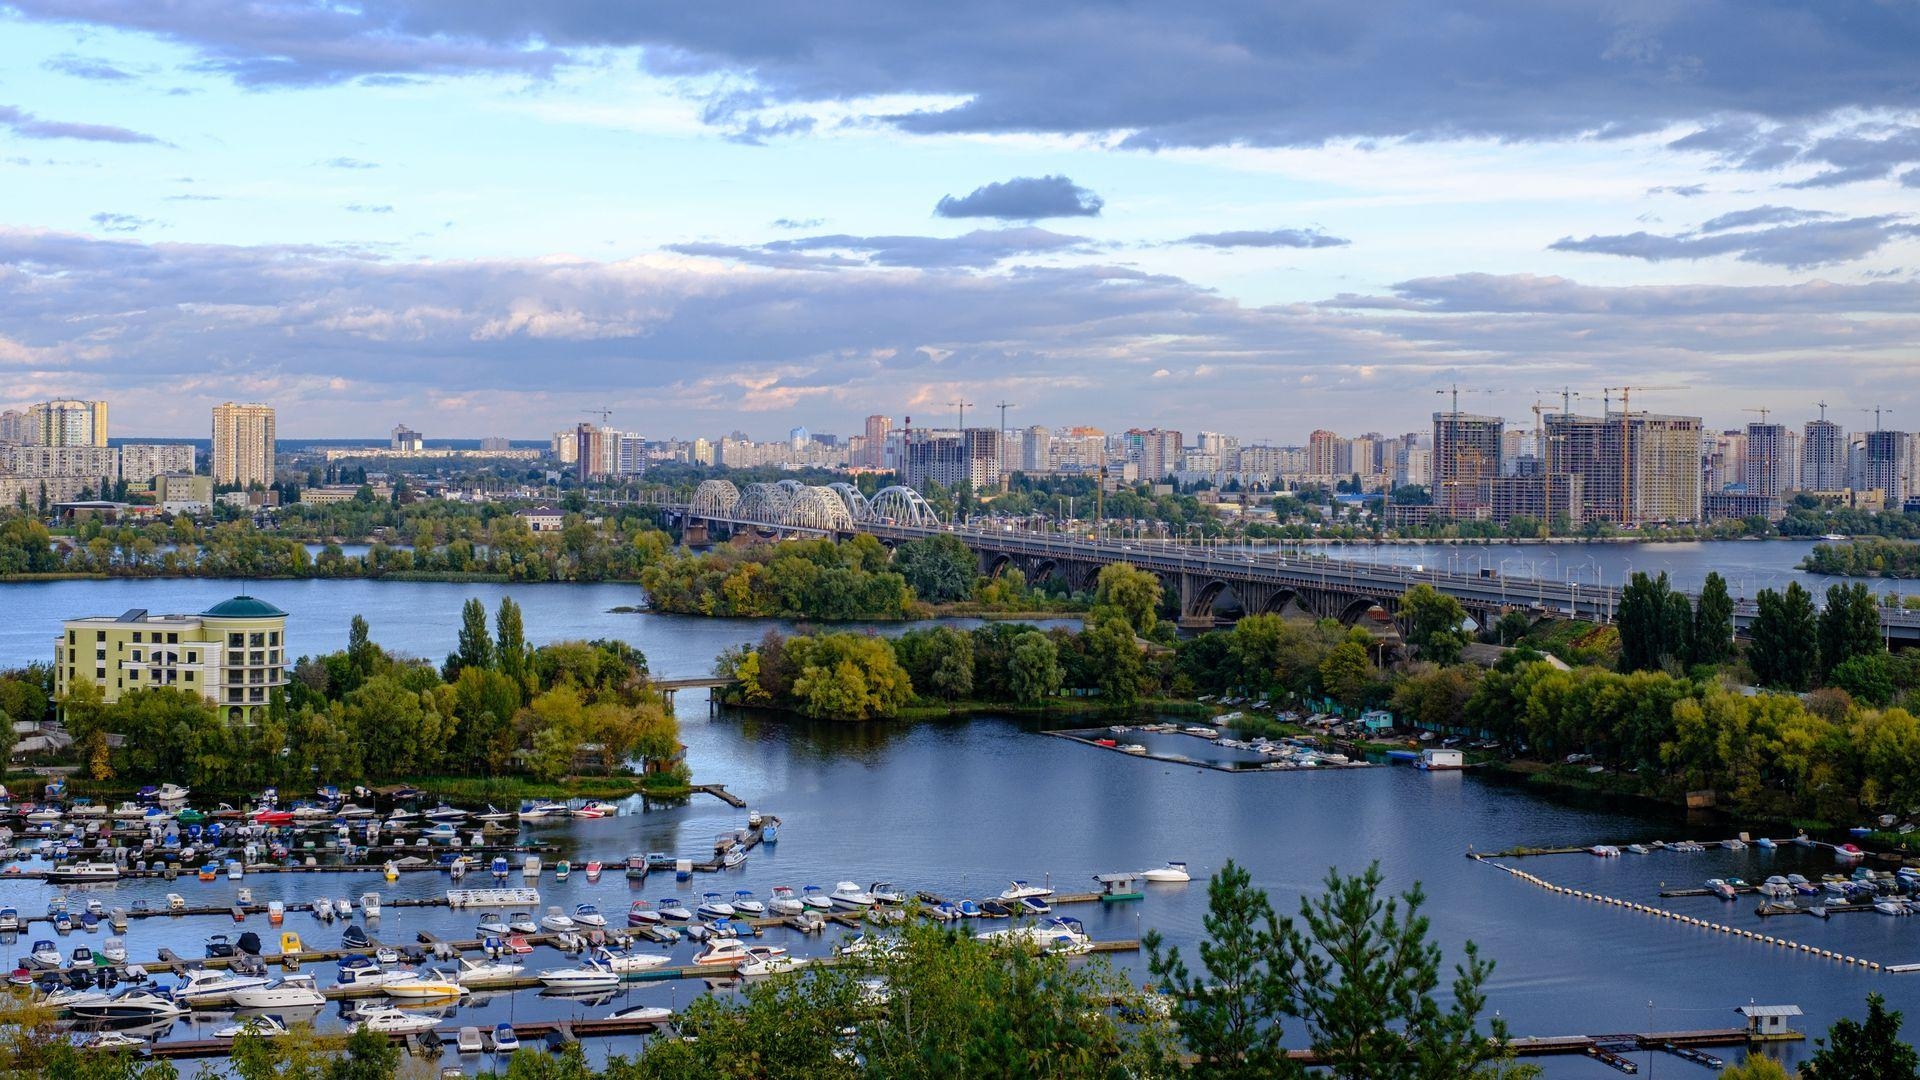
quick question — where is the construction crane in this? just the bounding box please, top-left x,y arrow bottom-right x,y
1603,385 -> 1691,526
948,399 -> 973,431
1815,400 -> 1830,423
994,401 -> 1017,489
996,400 -> 1017,433
1434,383 -> 1495,415
1743,407 -> 1772,425
1531,386 -> 1583,419
1863,406 -> 1895,432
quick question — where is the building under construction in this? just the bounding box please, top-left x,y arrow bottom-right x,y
1432,412 -> 1504,515
1545,412 -> 1703,525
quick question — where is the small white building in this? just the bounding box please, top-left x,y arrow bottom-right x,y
515,505 -> 564,533
1736,1004 -> 1804,1041
1418,748 -> 1465,771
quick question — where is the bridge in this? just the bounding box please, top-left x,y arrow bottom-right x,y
653,479 -> 1920,645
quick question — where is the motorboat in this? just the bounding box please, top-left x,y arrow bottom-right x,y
1837,843 -> 1867,862
606,1004 -> 672,1023
1878,899 -> 1913,916
1142,862 -> 1192,883
175,967 -> 274,1005
570,903 -> 607,929
0,907 -> 17,932
490,857 -> 511,880
523,856 -> 542,877
476,912 -> 509,935
868,882 -> 906,905
156,784 -> 190,802
360,893 -> 380,919
834,934 -> 901,958
958,899 -> 982,918
585,860 -> 603,880
625,901 -> 661,927
508,912 -> 539,934
85,1030 -> 149,1050
721,845 -> 747,869
102,938 -> 128,964
736,945 -> 801,977
70,944 -> 96,968
29,940 -> 61,968
334,897 -> 353,919
385,972 -> 467,1000
213,1014 -> 290,1039
67,989 -> 186,1022
536,963 -> 618,990
539,907 -> 576,932
336,956 -> 417,990
486,1022 -> 521,1052
424,805 -> 466,823
230,975 -> 325,1009
1015,895 -> 1052,916
624,854 -> 649,880
554,860 -> 571,881
356,1007 -> 441,1034
455,958 -> 525,986
47,861 -> 120,883
927,899 -> 963,921
519,802 -> 570,820
801,885 -> 833,911
998,880 -> 1055,901
1705,878 -> 1738,901
341,925 -> 373,950
731,890 -> 767,917
41,986 -> 111,1011
691,938 -> 752,966
696,892 -> 737,919
976,917 -> 1092,955
830,882 -> 876,910
593,946 -> 671,974
656,898 -> 693,922
768,887 -> 805,916
1760,876 -> 1794,898
573,801 -> 616,819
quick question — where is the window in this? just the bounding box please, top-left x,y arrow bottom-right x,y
127,670 -> 138,681
248,687 -> 264,702
228,707 -> 243,722
67,631 -> 74,645
167,633 -> 178,644
96,667 -> 105,680
96,630 -> 105,641
132,631 -> 142,643
131,650 -> 141,662
229,651 -> 243,667
227,689 -> 244,703
269,631 -> 280,646
249,632 -> 264,648
228,632 -> 243,647
249,651 -> 264,665
95,649 -> 106,661
183,672 -> 193,682
187,652 -> 197,663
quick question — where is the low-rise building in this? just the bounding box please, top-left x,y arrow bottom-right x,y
516,505 -> 565,533
155,473 -> 214,514
55,596 -> 289,724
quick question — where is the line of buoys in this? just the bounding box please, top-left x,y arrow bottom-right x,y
1485,862 -> 1884,970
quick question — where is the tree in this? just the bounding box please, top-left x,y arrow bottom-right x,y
345,614 -> 380,690
1494,610 -> 1532,647
1691,571 -> 1734,666
892,533 -> 979,603
1318,632 -> 1376,708
1008,631 -> 1063,704
1398,584 -> 1467,665
1749,583 -> 1818,691
1617,572 -> 1689,672
1093,562 -> 1163,635
1145,860 -> 1296,1078
1832,653 -> 1899,706
450,597 -> 493,678
496,596 -> 529,687
1801,993 -> 1920,1080
1082,611 -> 1144,708
1819,582 -> 1885,679
1718,1057 -> 1791,1080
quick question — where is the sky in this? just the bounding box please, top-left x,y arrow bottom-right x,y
0,2 -> 1917,443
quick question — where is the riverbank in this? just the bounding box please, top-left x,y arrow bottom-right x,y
45,771 -> 688,805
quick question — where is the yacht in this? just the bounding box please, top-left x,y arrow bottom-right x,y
336,957 -> 418,990
696,892 -> 737,919
536,962 -> 618,990
976,917 -> 1092,955
768,887 -> 805,916
736,945 -> 802,977
454,958 -> 525,986
457,1025 -> 486,1053
355,1007 -> 441,1034
1142,861 -> 1192,883
47,861 -> 121,883
67,989 -> 186,1022
40,986 -> 111,1012
691,938 -> 753,966
491,1023 -> 521,1052
593,946 -> 672,974
539,906 -> 576,932
830,882 -> 876,910
175,968 -> 273,1005
606,1004 -> 672,1024
383,971 -> 467,1000
213,1015 -> 290,1039
572,904 -> 607,929
998,880 -> 1055,901
731,890 -> 767,917
229,975 -> 326,1010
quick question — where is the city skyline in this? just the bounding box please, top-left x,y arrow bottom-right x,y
0,5 -> 1916,437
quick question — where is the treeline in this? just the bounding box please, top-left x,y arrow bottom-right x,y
59,600 -> 682,791
1803,537 -> 1920,579
642,533 -> 1075,620
0,509 -> 675,582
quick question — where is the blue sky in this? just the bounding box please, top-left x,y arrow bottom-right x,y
1,2 -> 1917,441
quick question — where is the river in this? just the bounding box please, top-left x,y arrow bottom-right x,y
1,559 -> 1913,1074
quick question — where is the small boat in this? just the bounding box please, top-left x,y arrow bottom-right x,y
732,890 -> 767,917
491,1022 -> 521,1052
830,882 -> 876,910
624,854 -> 649,880
490,857 -> 510,880
383,971 -> 467,999
213,1015 -> 289,1039
868,882 -> 906,905
1757,837 -> 1778,850
207,932 -> 237,958
424,804 -> 466,823
584,861 -> 603,881
457,1025 -> 486,1053
1705,878 -> 1738,901
1142,862 -> 1192,883
768,887 -> 805,916
539,906 -> 576,932
341,925 -> 373,950
1626,844 -> 1650,855
334,897 -> 353,918
958,899 -> 982,918
692,938 -> 752,966
473,806 -> 515,823
229,974 -> 325,1009
554,860 -> 571,882
360,893 -> 381,919
383,862 -> 400,882
1837,843 -> 1867,861
999,879 -> 1055,901
1016,895 -> 1052,916
697,892 -> 737,919
606,1004 -> 672,1024
156,784 -> 190,802
656,898 -> 693,922
736,945 -> 802,977
801,886 -> 833,911
476,912 -> 509,935
356,1007 -> 441,1034
537,963 -> 618,990
575,801 -> 618,819
572,904 -> 607,928
1850,826 -> 1874,838
455,958 -> 525,986
102,937 -> 127,963
86,1030 -> 148,1050
1877,899 -> 1912,916
626,901 -> 661,927
522,856 -> 542,877
0,908 -> 17,933
508,912 -> 538,934
1118,744 -> 1148,755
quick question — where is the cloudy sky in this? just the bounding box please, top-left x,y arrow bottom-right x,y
1,2 -> 1917,442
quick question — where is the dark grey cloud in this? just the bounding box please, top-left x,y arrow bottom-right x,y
1646,184 -> 1708,197
679,227 -> 1094,269
1904,169 -> 1920,189
934,176 -> 1102,220
1328,273 -> 1920,317
0,104 -> 162,144
1672,119 -> 1920,188
345,203 -> 394,213
1550,215 -> 1918,269
1178,228 -> 1348,250
28,2 -> 1917,146
1697,205 -> 1830,233
89,212 -> 157,233
43,54 -> 136,80
320,156 -> 379,169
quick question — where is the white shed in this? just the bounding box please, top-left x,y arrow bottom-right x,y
1736,1004 -> 1804,1041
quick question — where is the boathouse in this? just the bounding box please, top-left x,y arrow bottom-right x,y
1736,1004 -> 1805,1041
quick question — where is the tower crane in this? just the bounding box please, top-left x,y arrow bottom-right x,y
1602,385 -> 1691,526
1863,406 -> 1894,432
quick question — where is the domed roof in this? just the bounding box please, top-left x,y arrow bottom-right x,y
201,595 -> 286,619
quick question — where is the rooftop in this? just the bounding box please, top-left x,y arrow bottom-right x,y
201,595 -> 286,619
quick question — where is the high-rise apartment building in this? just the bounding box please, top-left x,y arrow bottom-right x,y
904,428 -> 1002,492
1861,430 -> 1908,504
1801,418 -> 1847,492
23,399 -> 109,447
1743,423 -> 1790,500
1124,428 -> 1182,482
1432,413 -> 1504,514
1547,412 -> 1703,524
0,409 -> 26,444
119,443 -> 196,485
391,424 -> 424,452
210,402 -> 276,488
1022,425 -> 1052,473
1306,430 -> 1339,477
863,415 -> 893,468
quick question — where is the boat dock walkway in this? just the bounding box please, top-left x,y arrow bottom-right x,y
1042,729 -> 1373,775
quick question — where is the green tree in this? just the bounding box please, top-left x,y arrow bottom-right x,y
1718,1056 -> 1791,1080
450,597 -> 494,677
1617,572 -> 1689,672
1832,652 -> 1899,706
1318,632 -> 1376,708
892,533 -> 980,603
1093,562 -> 1163,635
1398,584 -> 1468,665
1691,571 -> 1735,666
1750,583 -> 1818,691
1008,631 -> 1064,704
1819,581 -> 1885,679
1146,860 -> 1296,1078
345,614 -> 380,690
1082,611 -> 1144,708
496,596 -> 530,688
1802,993 -> 1920,1080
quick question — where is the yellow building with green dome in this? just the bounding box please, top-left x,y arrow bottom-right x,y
55,595 -> 289,722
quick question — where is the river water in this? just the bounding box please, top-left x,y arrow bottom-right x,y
0,553 -> 1914,1075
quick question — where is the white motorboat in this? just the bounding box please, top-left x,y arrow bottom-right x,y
593,947 -> 672,974
156,784 -> 190,802
457,1025 -> 486,1053
67,989 -> 187,1022
491,1023 -> 522,1051
360,893 -> 381,918
736,945 -> 802,977
1142,861 -> 1192,883
868,882 -> 907,905
537,963 -> 618,990
476,912 -> 509,936
47,861 -> 121,883
213,1015 -> 290,1039
800,885 -> 833,911
41,987 -> 111,1011
336,958 -> 419,990
229,975 -> 325,1010
656,899 -> 693,922
333,897 -> 353,918
691,938 -> 752,966
768,886 -> 805,916
383,972 -> 466,999
29,939 -> 61,968
977,917 -> 1092,955
102,937 -> 128,964
731,890 -> 767,917
508,912 -> 539,934
539,906 -> 576,932
829,881 -> 876,909
473,806 -> 514,823
606,1004 -> 673,1023
696,892 -> 736,919
998,880 -> 1055,901
175,968 -> 273,1005
626,901 -> 661,926
572,903 -> 607,928
455,958 -> 525,986
354,1006 -> 441,1034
